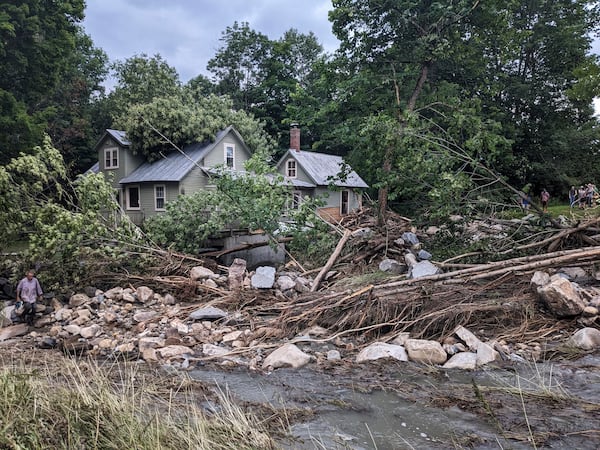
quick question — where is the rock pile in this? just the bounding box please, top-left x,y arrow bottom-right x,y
1,260 -> 598,372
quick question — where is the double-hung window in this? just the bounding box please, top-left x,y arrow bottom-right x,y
126,186 -> 140,210
286,159 -> 297,177
225,144 -> 235,169
155,185 -> 165,211
104,147 -> 119,169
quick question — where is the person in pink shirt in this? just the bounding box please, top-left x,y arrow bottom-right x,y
16,270 -> 43,325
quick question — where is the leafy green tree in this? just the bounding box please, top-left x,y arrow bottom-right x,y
0,0 -> 85,162
208,22 -> 324,149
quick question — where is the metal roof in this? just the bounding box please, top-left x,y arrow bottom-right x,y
119,140 -> 215,183
106,129 -> 130,146
119,127 -> 237,183
277,149 -> 368,188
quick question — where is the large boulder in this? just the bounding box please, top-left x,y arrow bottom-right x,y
251,266 -> 276,289
404,339 -> 447,364
537,277 -> 585,317
262,343 -> 311,369
355,342 -> 408,363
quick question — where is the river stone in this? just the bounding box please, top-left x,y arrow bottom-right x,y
103,311 -> 117,323
136,286 -> 154,303
404,339 -> 447,365
190,266 -> 216,281
409,261 -> 440,279
531,271 -> 550,288
104,287 -> 123,299
1,305 -> 14,327
327,350 -> 341,361
157,345 -> 193,359
263,343 -> 311,369
582,306 -> 599,317
558,266 -> 589,282
537,277 -> 585,317
162,293 -> 176,305
454,326 -> 484,351
568,327 -> 600,350
222,330 -> 244,343
138,337 -> 165,352
133,311 -> 159,323
379,258 -> 405,274
476,342 -> 499,366
276,275 -> 296,291
401,232 -> 420,246
63,324 -> 81,335
443,352 -> 477,370
202,343 -> 231,357
417,249 -> 433,261
251,266 -> 276,289
80,324 -> 101,339
355,342 -> 408,363
0,323 -> 30,341
69,293 -> 89,307
228,258 -> 247,290
190,306 -> 228,321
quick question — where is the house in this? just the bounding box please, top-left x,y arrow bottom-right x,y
276,125 -> 368,223
93,126 -> 252,225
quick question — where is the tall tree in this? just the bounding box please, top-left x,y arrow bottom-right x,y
0,0 -> 93,164
208,22 -> 324,150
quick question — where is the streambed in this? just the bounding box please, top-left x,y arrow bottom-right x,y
192,354 -> 600,449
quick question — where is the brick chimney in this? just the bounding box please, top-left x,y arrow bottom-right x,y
290,123 -> 300,152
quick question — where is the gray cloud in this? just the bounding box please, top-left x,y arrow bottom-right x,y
82,0 -> 339,83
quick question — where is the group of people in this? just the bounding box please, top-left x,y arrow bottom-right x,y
519,188 -> 550,213
569,183 -> 598,209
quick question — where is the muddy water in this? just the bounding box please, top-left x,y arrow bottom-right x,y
191,354 -> 600,449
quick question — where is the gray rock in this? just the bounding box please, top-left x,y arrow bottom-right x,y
0,323 -> 30,341
417,249 -> 433,261
251,266 -> 276,289
568,327 -> 600,350
189,306 -> 228,321
378,258 -> 405,274
136,286 -> 154,303
276,275 -> 296,291
531,271 -> 550,288
443,352 -> 477,370
69,293 -> 90,307
409,261 -> 440,278
80,324 -> 101,339
327,350 -> 341,361
401,232 -> 420,246
558,267 -> 589,282
190,266 -> 217,281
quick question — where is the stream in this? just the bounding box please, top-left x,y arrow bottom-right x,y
191,354 -> 600,449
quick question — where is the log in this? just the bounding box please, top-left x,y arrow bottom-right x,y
310,229 -> 352,292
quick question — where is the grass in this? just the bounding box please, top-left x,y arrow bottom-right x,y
0,356 -> 278,450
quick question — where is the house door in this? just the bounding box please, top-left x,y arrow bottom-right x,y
341,190 -> 349,215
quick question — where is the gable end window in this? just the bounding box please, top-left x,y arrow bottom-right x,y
104,147 -> 119,169
286,159 -> 297,178
126,186 -> 140,210
225,144 -> 235,169
155,185 -> 165,211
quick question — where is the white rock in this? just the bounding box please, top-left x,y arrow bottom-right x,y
251,266 -> 276,289
454,326 -> 482,351
443,352 -> 477,370
327,350 -> 341,361
276,275 -> 296,291
530,271 -> 550,288
202,343 -> 231,357
104,287 -> 123,300
537,277 -> 585,317
355,342 -> 408,363
262,343 -> 311,369
222,330 -> 244,343
409,261 -> 440,278
133,311 -> 159,323
476,342 -> 499,366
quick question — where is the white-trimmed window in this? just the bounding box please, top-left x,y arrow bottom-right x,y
286,159 -> 297,178
104,147 -> 119,169
126,186 -> 140,210
155,185 -> 165,211
341,190 -> 349,215
225,144 -> 235,169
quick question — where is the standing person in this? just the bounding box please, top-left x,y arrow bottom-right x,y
569,186 -> 576,208
540,188 -> 550,213
578,185 -> 587,209
16,270 -> 43,326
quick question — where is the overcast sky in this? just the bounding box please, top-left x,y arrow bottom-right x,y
82,0 -> 339,84
82,1 -> 600,112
